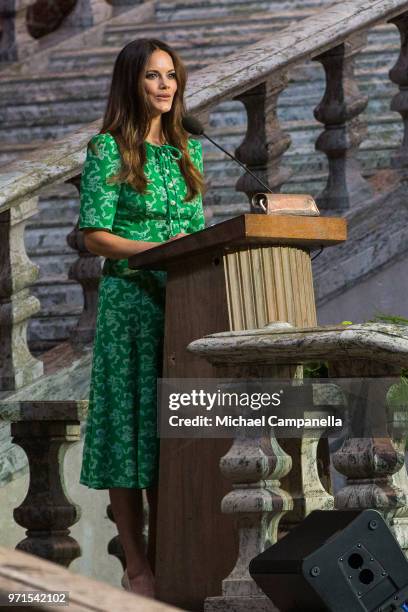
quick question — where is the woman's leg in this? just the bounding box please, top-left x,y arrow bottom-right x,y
109,487 -> 155,597
145,484 -> 158,574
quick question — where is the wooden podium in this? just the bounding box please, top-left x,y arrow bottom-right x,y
128,214 -> 346,611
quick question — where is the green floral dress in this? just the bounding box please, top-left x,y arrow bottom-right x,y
78,132 -> 205,489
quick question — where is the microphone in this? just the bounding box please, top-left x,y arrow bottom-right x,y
182,115 -> 325,261
182,114 -> 273,210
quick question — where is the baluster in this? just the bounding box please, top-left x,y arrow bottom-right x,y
330,361 -> 408,553
389,13 -> 408,182
11,401 -> 81,567
234,75 -> 292,208
106,0 -> 143,9
204,348 -> 294,611
0,0 -> 38,63
279,383 -> 336,536
0,197 -> 43,391
313,32 -> 373,211
62,0 -> 112,31
66,176 -> 101,346
386,378 -> 408,554
205,433 -> 292,612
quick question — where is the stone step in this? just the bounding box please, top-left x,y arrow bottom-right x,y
32,276 -> 83,310
2,90 -> 400,164
0,69 -> 112,107
28,304 -> 82,355
54,29 -> 296,71
0,46 -> 397,111
0,71 -> 398,145
102,8 -> 312,46
30,252 -> 79,279
27,274 -> 83,354
0,98 -> 106,130
34,180 -> 79,210
48,35 -> 400,74
202,111 -> 402,150
1,46 -> 397,104
25,220 -> 78,256
154,0 -> 331,21
210,152 -> 395,195
203,146 -> 395,185
0,19 -> 399,101
0,57 -> 205,106
355,43 -> 399,69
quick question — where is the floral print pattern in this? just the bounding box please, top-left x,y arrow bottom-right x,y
79,132 -> 205,489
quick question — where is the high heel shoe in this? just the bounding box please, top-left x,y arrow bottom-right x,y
121,569 -> 131,591
121,568 -> 156,598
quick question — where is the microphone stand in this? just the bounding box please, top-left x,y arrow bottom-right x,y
202,132 -> 273,211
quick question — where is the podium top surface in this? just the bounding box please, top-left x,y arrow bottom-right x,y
128,213 -> 347,270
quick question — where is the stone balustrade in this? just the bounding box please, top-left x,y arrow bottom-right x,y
188,322 -> 408,610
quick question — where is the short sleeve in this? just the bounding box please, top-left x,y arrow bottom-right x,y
186,139 -> 205,233
78,133 -> 122,232
189,138 -> 204,174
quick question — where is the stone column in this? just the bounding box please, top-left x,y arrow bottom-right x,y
106,0 -> 143,10
313,32 -> 373,211
331,360 -> 408,554
205,426 -> 292,612
0,0 -> 38,63
389,12 -> 408,182
279,383 -> 336,536
0,197 -> 43,392
11,401 -> 81,567
62,0 -> 112,31
66,176 -> 101,347
234,75 -> 292,208
386,375 -> 408,554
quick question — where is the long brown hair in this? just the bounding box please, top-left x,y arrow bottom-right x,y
99,38 -> 204,202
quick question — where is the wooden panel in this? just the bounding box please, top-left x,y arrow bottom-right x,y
244,214 -> 346,243
128,214 -> 347,271
156,250 -> 238,611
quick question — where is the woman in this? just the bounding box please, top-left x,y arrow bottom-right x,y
78,38 -> 205,599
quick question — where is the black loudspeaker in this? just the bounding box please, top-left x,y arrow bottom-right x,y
249,509 -> 408,612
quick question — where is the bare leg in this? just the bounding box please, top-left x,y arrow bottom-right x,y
145,484 -> 158,573
109,487 -> 155,597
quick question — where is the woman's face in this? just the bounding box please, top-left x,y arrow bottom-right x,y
144,49 -> 178,116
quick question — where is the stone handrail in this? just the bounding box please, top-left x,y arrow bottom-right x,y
1,0 -> 408,213
188,322 -> 408,367
0,544 -> 182,610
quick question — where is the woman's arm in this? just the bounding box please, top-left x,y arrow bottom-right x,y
83,229 -> 186,260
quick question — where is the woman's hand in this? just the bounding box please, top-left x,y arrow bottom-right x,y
166,232 -> 188,242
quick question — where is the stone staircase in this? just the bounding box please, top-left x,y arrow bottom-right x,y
0,0 -> 403,353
